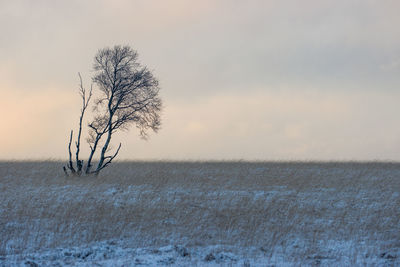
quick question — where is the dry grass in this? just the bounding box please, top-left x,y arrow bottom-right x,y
1,161 -> 399,264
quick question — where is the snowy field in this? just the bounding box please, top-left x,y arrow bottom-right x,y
1,161 -> 399,266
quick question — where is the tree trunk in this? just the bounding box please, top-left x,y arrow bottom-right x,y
85,136 -> 101,174
95,128 -> 112,176
67,130 -> 76,175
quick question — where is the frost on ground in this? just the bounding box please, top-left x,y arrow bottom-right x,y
0,161 -> 399,266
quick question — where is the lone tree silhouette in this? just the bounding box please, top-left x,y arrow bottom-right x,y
64,45 -> 162,176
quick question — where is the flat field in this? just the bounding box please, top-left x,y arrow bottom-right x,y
0,161 -> 399,266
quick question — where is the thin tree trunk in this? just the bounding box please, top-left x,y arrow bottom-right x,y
95,127 -> 112,176
67,130 -> 76,174
94,92 -> 115,176
85,136 -> 100,174
75,111 -> 84,174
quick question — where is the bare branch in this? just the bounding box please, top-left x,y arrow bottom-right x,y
93,143 -> 121,176
75,73 -> 92,174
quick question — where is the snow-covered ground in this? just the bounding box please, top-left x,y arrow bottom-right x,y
1,161 -> 399,266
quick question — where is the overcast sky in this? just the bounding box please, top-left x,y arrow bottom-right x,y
1,0 -> 400,160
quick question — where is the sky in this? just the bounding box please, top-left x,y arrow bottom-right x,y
1,0 -> 400,160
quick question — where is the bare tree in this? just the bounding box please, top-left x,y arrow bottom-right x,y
64,45 -> 162,176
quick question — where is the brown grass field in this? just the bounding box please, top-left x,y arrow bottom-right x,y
1,161 -> 399,265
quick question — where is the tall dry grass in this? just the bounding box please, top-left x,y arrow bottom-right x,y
1,161 -> 399,263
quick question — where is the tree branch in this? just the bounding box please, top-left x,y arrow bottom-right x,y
93,143 -> 121,175
75,73 -> 92,174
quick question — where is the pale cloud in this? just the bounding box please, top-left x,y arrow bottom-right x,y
114,88 -> 400,160
380,59 -> 400,71
1,0 -> 400,160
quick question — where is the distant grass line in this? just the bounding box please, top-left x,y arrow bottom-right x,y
1,161 -> 399,264
2,159 -> 400,164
